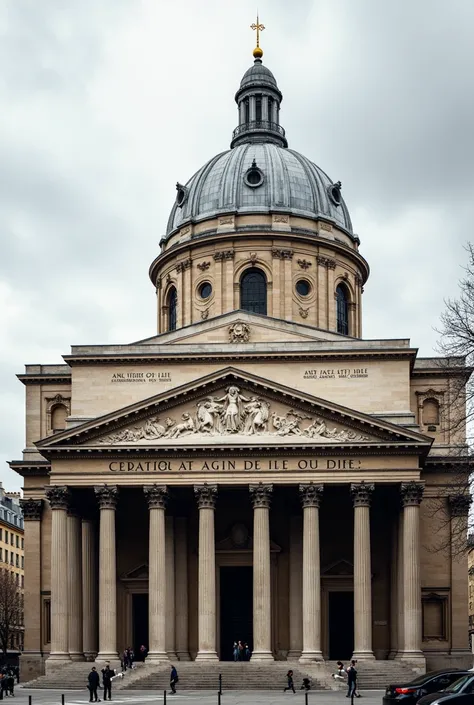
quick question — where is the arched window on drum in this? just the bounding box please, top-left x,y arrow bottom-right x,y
336,284 -> 350,335
240,268 -> 267,315
167,287 -> 178,331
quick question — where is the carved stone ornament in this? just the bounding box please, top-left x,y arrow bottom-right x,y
354,273 -> 363,287
180,225 -> 191,236
272,248 -> 294,260
229,322 -> 250,343
143,485 -> 168,510
249,483 -> 273,508
297,259 -> 312,270
320,222 -> 332,232
213,250 -> 235,261
351,481 -> 374,507
20,498 -> 43,521
176,258 -> 192,273
197,261 -> 211,271
249,252 -> 258,264
218,216 -> 234,226
449,494 -> 471,517
156,277 -> 162,290
273,215 -> 289,224
299,307 -> 309,319
97,395 -> 372,444
400,481 -> 424,507
201,308 -> 210,320
317,255 -> 337,270
194,484 -> 217,509
299,483 -> 324,508
45,485 -> 70,510
94,485 -> 119,510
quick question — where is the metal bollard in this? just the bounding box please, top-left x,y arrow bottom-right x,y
305,691 -> 308,705
61,694 -> 65,705
29,696 -> 32,705
218,673 -> 222,695
218,691 -> 221,705
164,688 -> 167,705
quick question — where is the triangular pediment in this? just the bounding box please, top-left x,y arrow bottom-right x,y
134,310 -> 346,346
322,559 -> 354,576
36,367 -> 432,454
121,563 -> 148,580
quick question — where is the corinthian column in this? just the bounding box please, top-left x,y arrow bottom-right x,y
20,499 -> 43,659
94,485 -> 118,661
399,482 -> 425,665
175,517 -> 191,660
144,485 -> 168,662
67,508 -> 83,660
250,483 -> 274,661
194,484 -> 218,661
166,516 -> 178,659
351,482 -> 375,660
299,483 -> 323,662
45,486 -> 71,663
82,519 -> 98,660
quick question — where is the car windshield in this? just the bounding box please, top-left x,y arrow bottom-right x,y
444,676 -> 472,693
409,672 -> 461,686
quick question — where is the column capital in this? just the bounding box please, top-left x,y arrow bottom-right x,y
400,481 -> 424,507
20,498 -> 43,520
351,481 -> 374,507
249,483 -> 273,509
194,484 -> 217,509
94,484 -> 118,510
449,494 -> 471,517
45,485 -> 70,510
299,483 -> 323,508
144,485 -> 168,509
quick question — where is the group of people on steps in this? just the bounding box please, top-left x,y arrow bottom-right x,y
284,660 -> 361,696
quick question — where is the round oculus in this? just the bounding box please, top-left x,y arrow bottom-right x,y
328,182 -> 342,206
244,166 -> 264,188
176,184 -> 188,207
296,279 -> 311,297
199,282 -> 212,299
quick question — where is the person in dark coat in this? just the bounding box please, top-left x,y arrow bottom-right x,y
346,660 -> 360,698
88,666 -> 101,703
101,664 -> 115,701
170,665 -> 179,694
284,670 -> 296,694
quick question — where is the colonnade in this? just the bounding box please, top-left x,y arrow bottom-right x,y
43,480 -> 425,664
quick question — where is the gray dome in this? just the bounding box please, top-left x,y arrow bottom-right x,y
240,62 -> 278,90
166,142 -> 353,238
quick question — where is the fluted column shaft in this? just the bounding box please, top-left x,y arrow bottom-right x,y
175,517 -> 190,660
195,485 -> 218,661
67,512 -> 83,660
250,483 -> 273,660
299,484 -> 323,662
399,482 -> 424,662
82,519 -> 98,660
288,516 -> 303,659
351,482 -> 375,659
45,487 -> 71,662
20,499 -> 43,655
144,485 -> 168,661
95,485 -> 118,661
165,516 -> 177,659
395,511 -> 405,658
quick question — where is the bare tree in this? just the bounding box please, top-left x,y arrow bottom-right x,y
0,567 -> 23,657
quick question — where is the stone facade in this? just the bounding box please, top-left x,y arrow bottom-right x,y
10,47 -> 471,680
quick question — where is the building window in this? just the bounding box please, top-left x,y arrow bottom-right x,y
4,531 -> 8,544
168,287 -> 178,332
43,599 -> 51,644
15,555 -> 19,568
15,536 -> 19,549
240,268 -> 267,315
0,529 -> 2,541
51,404 -> 68,433
422,398 -> 440,426
422,592 -> 448,641
21,556 -> 23,569
10,552 -> 13,566
20,575 -> 24,588
21,539 -> 23,550
0,548 -> 3,562
255,94 -> 262,122
336,284 -> 349,335
10,534 -> 13,546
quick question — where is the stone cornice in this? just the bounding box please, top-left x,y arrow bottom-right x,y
9,461 -> 51,477
17,374 -> 71,386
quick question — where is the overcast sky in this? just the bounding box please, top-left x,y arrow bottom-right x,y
1,0 -> 473,491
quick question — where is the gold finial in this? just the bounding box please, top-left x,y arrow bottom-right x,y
250,14 -> 265,59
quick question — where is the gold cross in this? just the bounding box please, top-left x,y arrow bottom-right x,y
250,14 -> 265,49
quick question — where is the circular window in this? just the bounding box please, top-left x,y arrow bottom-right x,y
244,165 -> 264,189
176,182 -> 188,207
296,279 -> 311,297
328,181 -> 342,206
199,282 -> 212,299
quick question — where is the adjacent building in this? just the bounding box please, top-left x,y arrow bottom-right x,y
10,40 -> 471,681
0,483 -> 24,652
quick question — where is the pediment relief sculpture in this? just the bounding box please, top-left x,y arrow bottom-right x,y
95,385 -> 371,445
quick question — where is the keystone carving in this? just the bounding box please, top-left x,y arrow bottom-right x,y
45,486 -> 70,510
194,484 -> 218,509
229,322 -> 250,343
299,483 -> 324,508
143,485 -> 168,510
351,481 -> 374,507
94,485 -> 119,510
400,481 -> 424,507
20,498 -> 43,521
299,307 -> 309,319
249,483 -> 273,508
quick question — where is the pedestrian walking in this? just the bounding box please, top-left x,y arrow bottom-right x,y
233,641 -> 239,661
284,669 -> 296,693
101,663 -> 115,701
333,661 -> 346,681
88,666 -> 101,703
300,677 -> 311,691
346,660 -> 361,698
170,665 -> 179,694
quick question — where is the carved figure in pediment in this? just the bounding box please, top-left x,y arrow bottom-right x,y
142,416 -> 169,439
272,412 -> 303,436
243,398 -> 270,434
196,397 -> 224,434
166,413 -> 195,438
216,386 -> 250,433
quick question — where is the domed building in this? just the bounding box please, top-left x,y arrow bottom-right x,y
11,39 -> 471,685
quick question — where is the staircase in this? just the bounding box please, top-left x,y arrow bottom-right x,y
22,661 -> 147,690
324,661 -> 421,690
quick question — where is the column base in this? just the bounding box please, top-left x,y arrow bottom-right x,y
195,650 -> 219,661
251,650 -> 274,661
69,652 -> 85,661
352,650 -> 375,660
299,650 -> 323,663
167,651 -> 178,660
287,650 -> 302,660
83,651 -> 98,662
47,652 -> 71,662
396,651 -> 426,669
177,651 -> 191,661
146,651 -> 169,663
95,652 -> 119,663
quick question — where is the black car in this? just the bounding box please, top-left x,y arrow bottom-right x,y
383,670 -> 471,705
418,674 -> 474,705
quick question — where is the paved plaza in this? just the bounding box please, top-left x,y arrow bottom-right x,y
13,690 -> 384,705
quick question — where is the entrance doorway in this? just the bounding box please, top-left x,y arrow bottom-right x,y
132,593 -> 148,659
328,591 -> 354,660
220,566 -> 253,660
